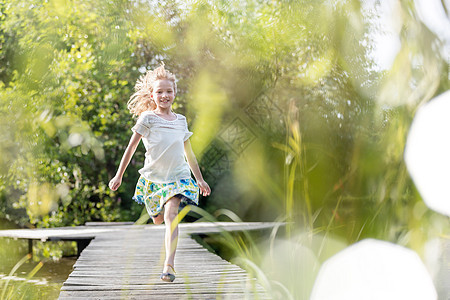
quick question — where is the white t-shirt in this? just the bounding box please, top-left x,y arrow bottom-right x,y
131,111 -> 193,183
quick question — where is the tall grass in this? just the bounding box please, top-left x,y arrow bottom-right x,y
0,255 -> 43,300
178,100 -> 447,299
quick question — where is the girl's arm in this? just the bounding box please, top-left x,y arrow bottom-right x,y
184,139 -> 211,196
109,132 -> 142,191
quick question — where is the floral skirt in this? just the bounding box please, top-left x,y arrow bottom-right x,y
132,176 -> 199,217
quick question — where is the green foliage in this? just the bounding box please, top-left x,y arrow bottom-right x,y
0,0 -> 146,227
0,0 -> 448,259
0,2 -> 449,299
0,254 -> 43,300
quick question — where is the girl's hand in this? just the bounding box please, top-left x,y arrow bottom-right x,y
109,175 -> 122,191
197,179 -> 211,197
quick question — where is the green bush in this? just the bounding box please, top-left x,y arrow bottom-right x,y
0,0 -> 448,256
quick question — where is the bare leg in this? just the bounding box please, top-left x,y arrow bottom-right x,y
151,213 -> 164,225
162,196 -> 181,280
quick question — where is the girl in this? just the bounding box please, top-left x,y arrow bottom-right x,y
108,63 -> 211,282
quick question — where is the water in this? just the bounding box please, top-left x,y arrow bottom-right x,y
0,254 -> 76,300
0,221 -> 76,300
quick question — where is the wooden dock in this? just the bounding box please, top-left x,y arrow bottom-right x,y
60,223 -> 274,299
0,222 -> 276,299
1,222 -> 449,299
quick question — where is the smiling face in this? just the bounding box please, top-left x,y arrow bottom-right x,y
151,79 -> 176,110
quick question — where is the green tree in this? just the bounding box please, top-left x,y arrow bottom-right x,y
0,0 -> 448,252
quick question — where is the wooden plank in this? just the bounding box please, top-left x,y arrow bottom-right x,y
60,287 -> 265,294
62,275 -> 253,284
59,291 -> 271,300
73,259 -> 237,265
67,270 -> 247,276
61,283 -> 265,291
73,255 -> 229,263
71,264 -> 242,271
59,296 -> 269,300
85,222 -> 135,226
55,223 -> 277,299
0,222 -> 279,299
0,222 -> 281,240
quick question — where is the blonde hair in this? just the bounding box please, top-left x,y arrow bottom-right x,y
127,63 -> 177,117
